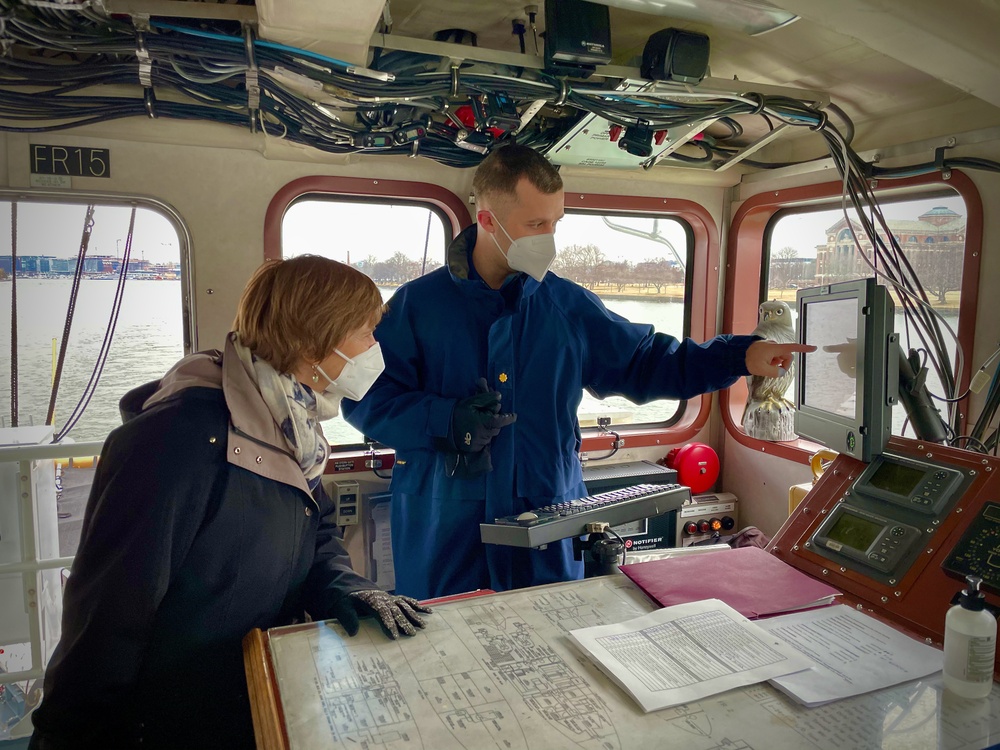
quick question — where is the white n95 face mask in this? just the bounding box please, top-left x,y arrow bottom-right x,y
490,214 -> 557,282
314,343 -> 385,402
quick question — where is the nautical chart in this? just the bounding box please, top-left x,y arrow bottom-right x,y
267,577 -> 1000,750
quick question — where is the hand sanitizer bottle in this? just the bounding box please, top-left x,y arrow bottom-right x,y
943,575 -> 997,698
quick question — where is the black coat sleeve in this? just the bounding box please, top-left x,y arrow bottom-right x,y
302,482 -> 375,619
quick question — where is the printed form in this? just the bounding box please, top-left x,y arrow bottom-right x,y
756,604 -> 944,706
567,598 -> 812,712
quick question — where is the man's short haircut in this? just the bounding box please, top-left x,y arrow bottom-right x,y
473,144 -> 563,209
233,255 -> 384,373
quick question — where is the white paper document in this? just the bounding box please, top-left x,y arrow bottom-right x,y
567,598 -> 813,712
757,604 -> 944,706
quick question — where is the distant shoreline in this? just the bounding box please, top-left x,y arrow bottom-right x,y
0,275 -> 179,281
0,276 -> 961,313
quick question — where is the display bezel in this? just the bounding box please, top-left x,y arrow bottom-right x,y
853,452 -> 965,515
794,278 -> 899,463
810,502 -> 921,574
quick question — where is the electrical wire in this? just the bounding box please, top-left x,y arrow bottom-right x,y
46,204 -> 94,428
950,435 -> 990,452
366,445 -> 393,479
5,3 -> 1000,444
605,525 -> 628,567
54,207 -> 135,440
586,425 -> 621,461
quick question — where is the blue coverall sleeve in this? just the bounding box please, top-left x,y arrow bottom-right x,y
342,289 -> 457,452
571,286 -> 758,403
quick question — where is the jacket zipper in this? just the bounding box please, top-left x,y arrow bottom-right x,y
230,422 -> 320,511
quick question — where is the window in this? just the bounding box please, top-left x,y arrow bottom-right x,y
765,194 -> 967,439
0,198 -> 187,442
281,200 -> 694,445
555,212 -> 691,428
281,198 -> 449,446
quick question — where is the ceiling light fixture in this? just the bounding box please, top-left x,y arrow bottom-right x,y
589,0 -> 799,36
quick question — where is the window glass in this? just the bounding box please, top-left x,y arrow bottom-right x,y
766,194 -> 966,438
0,200 -> 185,442
283,201 -> 691,446
555,212 -> 691,428
282,199 -> 449,446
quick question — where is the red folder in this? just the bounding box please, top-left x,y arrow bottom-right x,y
620,546 -> 841,619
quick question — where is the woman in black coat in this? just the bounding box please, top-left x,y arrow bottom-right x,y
29,255 -> 429,749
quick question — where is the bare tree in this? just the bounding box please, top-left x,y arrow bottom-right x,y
634,258 -> 679,294
911,245 -> 964,304
553,244 -> 605,288
596,260 -> 633,291
770,245 -> 799,288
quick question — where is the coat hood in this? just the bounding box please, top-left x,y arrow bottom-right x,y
119,350 -> 223,423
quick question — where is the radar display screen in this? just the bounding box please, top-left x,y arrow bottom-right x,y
827,511 -> 883,552
867,461 -> 924,496
941,501 -> 1000,596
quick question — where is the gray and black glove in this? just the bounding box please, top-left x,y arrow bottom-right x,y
331,589 -> 432,640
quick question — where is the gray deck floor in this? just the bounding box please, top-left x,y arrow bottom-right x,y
56,464 -> 95,558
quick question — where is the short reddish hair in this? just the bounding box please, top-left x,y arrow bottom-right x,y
233,255 -> 383,373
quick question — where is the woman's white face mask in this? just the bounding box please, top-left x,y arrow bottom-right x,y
490,213 -> 557,282
314,343 -> 385,402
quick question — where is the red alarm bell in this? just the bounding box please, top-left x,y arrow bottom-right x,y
662,442 -> 720,494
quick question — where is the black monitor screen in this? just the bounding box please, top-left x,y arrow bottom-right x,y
867,460 -> 924,496
801,297 -> 859,421
827,511 -> 883,552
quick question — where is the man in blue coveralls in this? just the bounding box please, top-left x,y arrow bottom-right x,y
343,144 -> 811,601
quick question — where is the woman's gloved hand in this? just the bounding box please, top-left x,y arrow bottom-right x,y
331,590 -> 432,639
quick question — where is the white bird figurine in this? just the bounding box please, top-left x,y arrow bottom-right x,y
742,299 -> 798,441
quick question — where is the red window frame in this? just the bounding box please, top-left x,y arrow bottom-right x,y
263,178 -> 722,466
263,175 -> 470,258
720,170 -> 984,463
564,193 -> 722,454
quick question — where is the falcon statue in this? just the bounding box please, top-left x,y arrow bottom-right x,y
742,299 -> 797,441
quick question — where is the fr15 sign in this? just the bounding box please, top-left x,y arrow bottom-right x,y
30,145 -> 110,178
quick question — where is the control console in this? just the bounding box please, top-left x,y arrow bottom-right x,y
804,451 -> 969,583
480,483 -> 690,548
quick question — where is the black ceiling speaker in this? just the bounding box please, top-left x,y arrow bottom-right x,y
641,28 -> 710,85
544,0 -> 612,77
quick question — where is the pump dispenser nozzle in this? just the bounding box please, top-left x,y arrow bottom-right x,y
960,575 -> 988,611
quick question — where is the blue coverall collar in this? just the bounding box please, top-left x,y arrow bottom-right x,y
447,224 -> 543,302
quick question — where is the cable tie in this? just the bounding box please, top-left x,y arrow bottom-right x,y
346,65 -> 395,82
808,109 -> 829,131
135,30 -> 152,89
243,25 -> 260,132
554,78 -> 570,108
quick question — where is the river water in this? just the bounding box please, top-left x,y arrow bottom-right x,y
0,279 -> 956,446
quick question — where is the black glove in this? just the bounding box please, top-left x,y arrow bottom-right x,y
450,445 -> 495,479
450,377 -> 517,453
330,589 -> 432,640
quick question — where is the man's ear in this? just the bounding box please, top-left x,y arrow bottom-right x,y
476,209 -> 497,233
